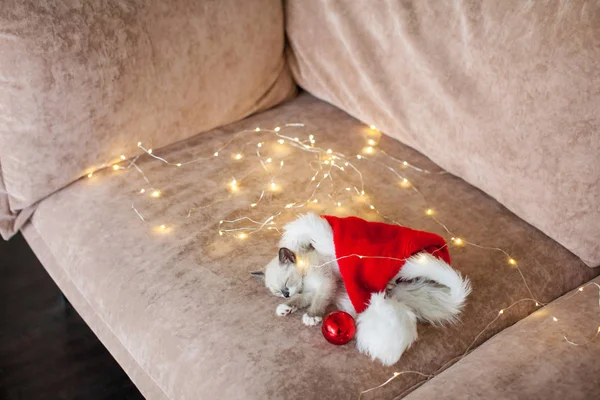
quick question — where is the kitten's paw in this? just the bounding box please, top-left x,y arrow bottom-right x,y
302,313 -> 323,326
276,304 -> 296,316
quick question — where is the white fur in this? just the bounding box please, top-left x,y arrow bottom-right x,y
263,256 -> 304,298
302,313 -> 322,326
392,253 -> 472,325
276,304 -> 296,316
280,213 -> 336,259
356,293 -> 418,366
335,287 -> 357,318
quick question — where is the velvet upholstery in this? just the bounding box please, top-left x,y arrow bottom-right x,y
0,0 -> 296,239
21,94 -> 598,399
404,276 -> 600,400
285,0 -> 600,266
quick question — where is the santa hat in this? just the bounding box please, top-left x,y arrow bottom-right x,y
280,213 -> 470,366
321,215 -> 451,313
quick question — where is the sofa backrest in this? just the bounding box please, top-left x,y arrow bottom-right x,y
0,0 -> 295,239
285,0 -> 600,266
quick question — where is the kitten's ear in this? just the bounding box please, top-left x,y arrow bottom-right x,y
250,271 -> 265,280
278,247 -> 296,265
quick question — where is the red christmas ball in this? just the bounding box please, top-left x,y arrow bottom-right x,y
321,311 -> 356,345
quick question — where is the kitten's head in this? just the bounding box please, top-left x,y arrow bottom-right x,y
252,247 -> 303,298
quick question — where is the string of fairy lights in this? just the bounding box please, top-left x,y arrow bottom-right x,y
88,123 -> 599,399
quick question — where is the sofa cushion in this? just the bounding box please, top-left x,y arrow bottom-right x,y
21,94 -> 598,399
404,275 -> 600,400
285,0 -> 600,266
0,0 -> 295,239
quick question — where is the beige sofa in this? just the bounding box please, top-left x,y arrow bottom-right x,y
1,1 -> 599,399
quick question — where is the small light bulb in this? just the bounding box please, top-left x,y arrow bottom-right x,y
579,287 -> 584,291
310,139 -> 316,144
454,238 -> 463,245
361,190 -> 365,196
403,161 -> 408,166
176,163 -> 182,167
257,143 -> 263,148
309,135 -> 314,140
345,187 -> 351,191
365,146 -> 374,154
255,127 -> 260,132
250,203 -> 256,207
294,137 -> 299,141
499,309 -> 504,315
87,173 -> 93,178
280,161 -> 284,167
113,165 -> 119,170
369,205 -> 375,210
214,152 -> 219,157
298,259 -> 305,266
285,203 -> 294,208
311,177 -> 316,181
336,202 -> 342,207
274,127 -> 281,132
137,141 -> 142,146
426,209 -> 433,215
277,139 -> 285,144
140,188 -> 145,193
327,149 -> 332,154
313,199 -> 318,203
508,258 -> 517,265
340,167 -> 344,171
238,233 -> 247,239
219,231 -> 223,236
120,155 -> 126,160
159,224 -> 166,230
323,160 -> 329,165
368,139 -> 376,146
553,317 -> 558,322
148,149 -> 153,154
235,153 -> 243,160
323,173 -> 329,178
151,190 -> 160,198
535,302 -> 539,306
345,162 -> 349,166
357,155 -> 362,159
369,124 -> 377,130
271,182 -> 276,190
403,178 -> 408,183
266,158 -> 272,163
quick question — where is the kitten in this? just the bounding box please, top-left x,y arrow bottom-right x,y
252,246 -> 339,326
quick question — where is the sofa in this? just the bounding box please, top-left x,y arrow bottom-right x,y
1,1 -> 599,399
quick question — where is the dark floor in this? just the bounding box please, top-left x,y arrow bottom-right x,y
0,233 -> 144,400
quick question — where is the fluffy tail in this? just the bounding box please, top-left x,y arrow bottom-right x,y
393,253 -> 472,325
356,293 -> 418,366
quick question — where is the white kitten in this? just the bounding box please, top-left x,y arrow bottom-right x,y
252,246 -> 338,326
253,213 -> 471,365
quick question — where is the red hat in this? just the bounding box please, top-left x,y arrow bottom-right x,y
322,215 -> 451,314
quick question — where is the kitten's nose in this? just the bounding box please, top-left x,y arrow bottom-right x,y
282,289 -> 290,298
